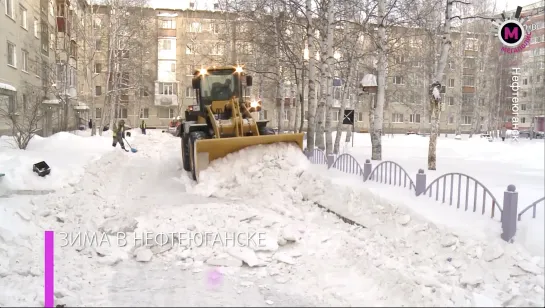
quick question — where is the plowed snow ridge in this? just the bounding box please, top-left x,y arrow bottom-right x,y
192,143 -> 545,307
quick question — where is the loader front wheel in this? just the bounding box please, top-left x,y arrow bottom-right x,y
189,131 -> 207,181
181,133 -> 191,171
259,127 -> 275,135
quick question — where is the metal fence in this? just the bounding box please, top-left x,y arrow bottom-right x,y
306,149 -> 544,243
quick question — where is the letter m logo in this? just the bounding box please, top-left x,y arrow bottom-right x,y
503,27 -> 519,40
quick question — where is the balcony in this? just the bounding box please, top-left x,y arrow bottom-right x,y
155,94 -> 178,106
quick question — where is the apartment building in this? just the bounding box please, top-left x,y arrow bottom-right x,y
518,1 -> 545,131
0,0 -> 57,135
89,4 -> 156,129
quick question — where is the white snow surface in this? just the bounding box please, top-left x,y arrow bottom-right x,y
0,82 -> 16,92
0,131 -> 544,306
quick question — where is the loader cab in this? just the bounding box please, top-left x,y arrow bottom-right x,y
191,67 -> 252,112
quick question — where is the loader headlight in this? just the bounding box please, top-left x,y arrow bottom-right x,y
199,68 -> 207,75
235,66 -> 243,73
250,100 -> 259,108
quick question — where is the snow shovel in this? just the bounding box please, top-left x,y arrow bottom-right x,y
123,138 -> 138,153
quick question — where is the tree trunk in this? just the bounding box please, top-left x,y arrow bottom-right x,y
428,0 -> 454,170
324,0 -> 335,155
315,31 -> 327,151
299,59 -> 306,133
334,63 -> 353,154
292,81 -> 299,132
305,0 -> 317,152
372,0 -> 387,161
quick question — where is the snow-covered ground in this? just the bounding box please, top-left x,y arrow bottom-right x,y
0,130 -> 544,306
322,132 -> 545,257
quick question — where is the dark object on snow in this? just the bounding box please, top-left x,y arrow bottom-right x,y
162,130 -> 165,133
126,131 -> 131,137
56,304 -> 66,308
447,257 -> 452,262
33,161 -> 51,177
103,125 -> 109,132
502,137 -> 505,141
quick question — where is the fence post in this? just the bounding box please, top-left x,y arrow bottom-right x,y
501,184 -> 519,243
415,169 -> 426,196
327,154 -> 335,169
363,159 -> 372,181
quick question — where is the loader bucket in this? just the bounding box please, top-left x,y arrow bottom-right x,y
193,133 -> 305,179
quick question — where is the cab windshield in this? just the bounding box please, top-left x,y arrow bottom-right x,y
200,70 -> 239,102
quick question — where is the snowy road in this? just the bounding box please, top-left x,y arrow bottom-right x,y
1,131 -> 544,306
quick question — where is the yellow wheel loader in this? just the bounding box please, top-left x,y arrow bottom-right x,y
180,66 -> 304,181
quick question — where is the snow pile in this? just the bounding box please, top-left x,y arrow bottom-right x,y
193,143 -> 544,306
0,132 -> 114,191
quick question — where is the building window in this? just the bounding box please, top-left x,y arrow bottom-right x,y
393,76 -> 404,85
94,63 -> 102,73
462,75 -> 475,86
448,96 -> 455,106
448,78 -> 455,87
140,87 -> 149,97
462,93 -> 474,105
523,78 -> 528,85
96,107 -> 102,118
5,0 -> 13,18
159,39 -> 172,50
283,109 -> 288,120
95,39 -> 102,50
189,22 -> 202,33
521,104 -> 526,111
34,55 -> 40,76
394,55 -> 404,65
19,5 -> 27,29
448,115 -> 454,124
392,113 -> 404,123
264,110 -> 269,120
358,112 -> 363,122
333,110 -> 339,122
211,43 -> 223,55
409,114 -> 420,123
448,61 -> 454,70
462,115 -> 471,125
185,86 -> 194,98
170,62 -> 176,72
140,108 -> 149,119
95,86 -> 102,96
187,65 -> 195,76
521,117 -> 526,124
115,107 -> 128,119
7,42 -> 16,67
21,50 -> 28,71
159,19 -> 176,29
159,82 -> 176,95
34,18 -> 39,37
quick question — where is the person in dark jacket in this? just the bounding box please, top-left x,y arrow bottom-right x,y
88,119 -> 93,129
112,120 -> 126,150
140,120 -> 147,135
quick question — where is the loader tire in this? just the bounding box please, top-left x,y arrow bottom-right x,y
189,131 -> 207,181
259,127 -> 275,135
181,133 -> 191,171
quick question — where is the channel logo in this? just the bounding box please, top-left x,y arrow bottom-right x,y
491,6 -> 532,53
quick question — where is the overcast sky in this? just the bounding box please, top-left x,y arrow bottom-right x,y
148,0 -> 542,12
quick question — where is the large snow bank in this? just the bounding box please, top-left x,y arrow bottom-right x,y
192,143 -> 545,306
0,132 -> 115,191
